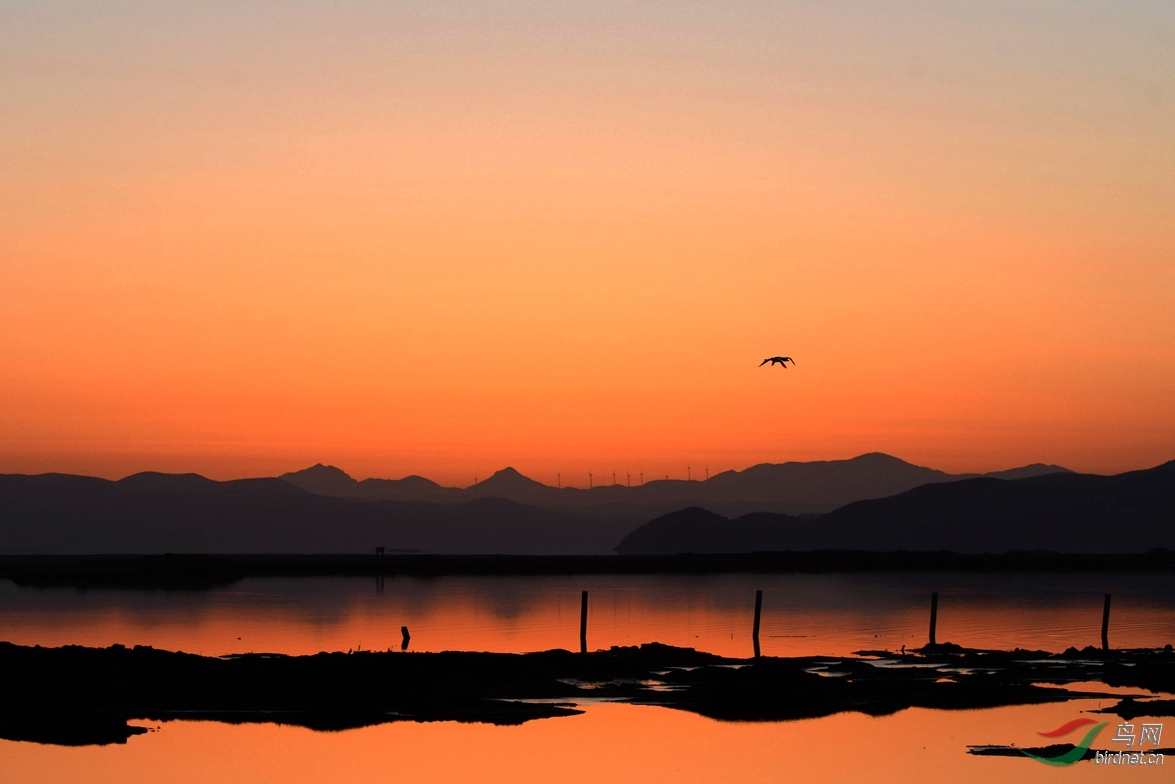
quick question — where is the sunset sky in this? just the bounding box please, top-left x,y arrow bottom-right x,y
3,1 -> 1173,485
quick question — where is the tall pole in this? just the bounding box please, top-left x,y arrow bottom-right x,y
589,472 -> 592,489
580,590 -> 589,654
752,590 -> 763,659
929,592 -> 939,646
1102,594 -> 1112,650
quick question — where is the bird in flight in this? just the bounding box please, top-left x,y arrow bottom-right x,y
759,356 -> 795,367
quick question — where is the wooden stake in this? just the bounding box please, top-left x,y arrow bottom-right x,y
1102,593 -> 1112,651
752,590 -> 763,659
929,592 -> 939,646
580,590 -> 588,654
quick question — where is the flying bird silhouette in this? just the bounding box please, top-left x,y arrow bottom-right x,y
759,356 -> 795,367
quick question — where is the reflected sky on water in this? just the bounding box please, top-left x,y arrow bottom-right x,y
3,699 -> 1167,784
3,572 -> 1174,657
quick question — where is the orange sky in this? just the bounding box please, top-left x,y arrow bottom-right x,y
2,2 -> 1173,485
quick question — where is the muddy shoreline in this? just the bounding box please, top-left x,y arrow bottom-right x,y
4,639 -> 1173,747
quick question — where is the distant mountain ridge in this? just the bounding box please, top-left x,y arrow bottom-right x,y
614,507 -> 809,555
2,457 -> 1168,556
0,473 -> 632,555
281,464 -> 458,503
279,453 -> 1072,517
615,461 -> 1175,555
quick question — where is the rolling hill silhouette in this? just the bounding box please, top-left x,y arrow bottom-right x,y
0,473 -> 630,555
614,461 -> 1175,554
280,454 -> 1071,517
281,464 -> 460,503
1,455 -> 1126,556
612,507 -> 808,555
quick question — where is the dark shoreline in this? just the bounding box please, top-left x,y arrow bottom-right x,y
5,638 -> 1174,747
3,550 -> 1175,588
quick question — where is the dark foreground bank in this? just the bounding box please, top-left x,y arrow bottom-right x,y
4,550 -> 1175,588
4,639 -> 1174,747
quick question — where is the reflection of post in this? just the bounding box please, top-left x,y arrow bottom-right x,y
580,591 -> 589,653
1102,594 -> 1112,650
752,590 -> 763,659
401,626 -> 410,651
929,592 -> 939,646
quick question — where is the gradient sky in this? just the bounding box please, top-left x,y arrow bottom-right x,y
3,1 -> 1173,485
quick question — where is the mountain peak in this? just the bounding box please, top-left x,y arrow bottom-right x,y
851,452 -> 916,466
116,472 -> 215,491
279,464 -> 359,495
492,467 -> 525,478
308,463 -> 350,476
986,463 -> 1073,481
477,467 -> 544,488
466,467 -> 554,502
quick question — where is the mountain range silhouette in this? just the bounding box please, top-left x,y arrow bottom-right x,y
2,454 -> 1170,555
616,461 -> 1175,554
279,453 -> 1071,517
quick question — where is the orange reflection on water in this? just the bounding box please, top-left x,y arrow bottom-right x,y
2,700 -> 1158,784
3,574 -> 1175,658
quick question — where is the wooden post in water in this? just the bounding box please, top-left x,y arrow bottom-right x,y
928,592 -> 939,646
1102,594 -> 1112,650
752,590 -> 763,659
400,626 -> 410,651
580,590 -> 589,653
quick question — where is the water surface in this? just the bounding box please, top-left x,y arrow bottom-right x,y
2,699 -> 1166,784
4,571 -> 1173,657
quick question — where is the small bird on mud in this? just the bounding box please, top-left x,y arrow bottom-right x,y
759,356 -> 795,367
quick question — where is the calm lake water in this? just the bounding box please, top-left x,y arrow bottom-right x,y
4,571 -> 1174,782
3,698 -> 1169,783
3,572 -> 1174,657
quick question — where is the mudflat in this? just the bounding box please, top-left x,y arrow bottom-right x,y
4,639 -> 1173,747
